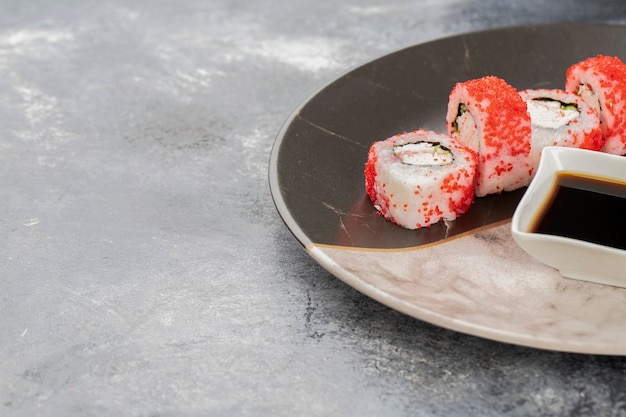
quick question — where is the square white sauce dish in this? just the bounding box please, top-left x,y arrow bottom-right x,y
511,146 -> 626,287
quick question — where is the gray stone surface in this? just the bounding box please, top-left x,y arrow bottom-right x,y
2,0 -> 626,416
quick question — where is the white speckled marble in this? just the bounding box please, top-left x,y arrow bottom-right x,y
311,222 -> 626,354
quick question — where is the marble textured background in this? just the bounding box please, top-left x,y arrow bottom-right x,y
2,0 -> 626,416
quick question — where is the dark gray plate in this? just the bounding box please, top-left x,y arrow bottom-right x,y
269,23 -> 626,250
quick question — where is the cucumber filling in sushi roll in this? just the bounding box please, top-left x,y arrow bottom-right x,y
451,104 -> 480,151
393,141 -> 454,166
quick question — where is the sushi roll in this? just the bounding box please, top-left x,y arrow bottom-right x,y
565,55 -> 626,155
446,76 -> 533,197
364,129 -> 477,230
519,88 -> 603,172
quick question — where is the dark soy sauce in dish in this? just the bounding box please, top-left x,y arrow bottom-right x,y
528,171 -> 626,250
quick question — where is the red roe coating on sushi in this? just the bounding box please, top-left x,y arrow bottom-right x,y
566,55 -> 626,85
440,168 -> 475,215
565,55 -> 626,155
581,128 -> 604,150
364,147 -> 378,200
459,76 -> 531,157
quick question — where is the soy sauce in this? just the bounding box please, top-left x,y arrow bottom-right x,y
528,171 -> 626,250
